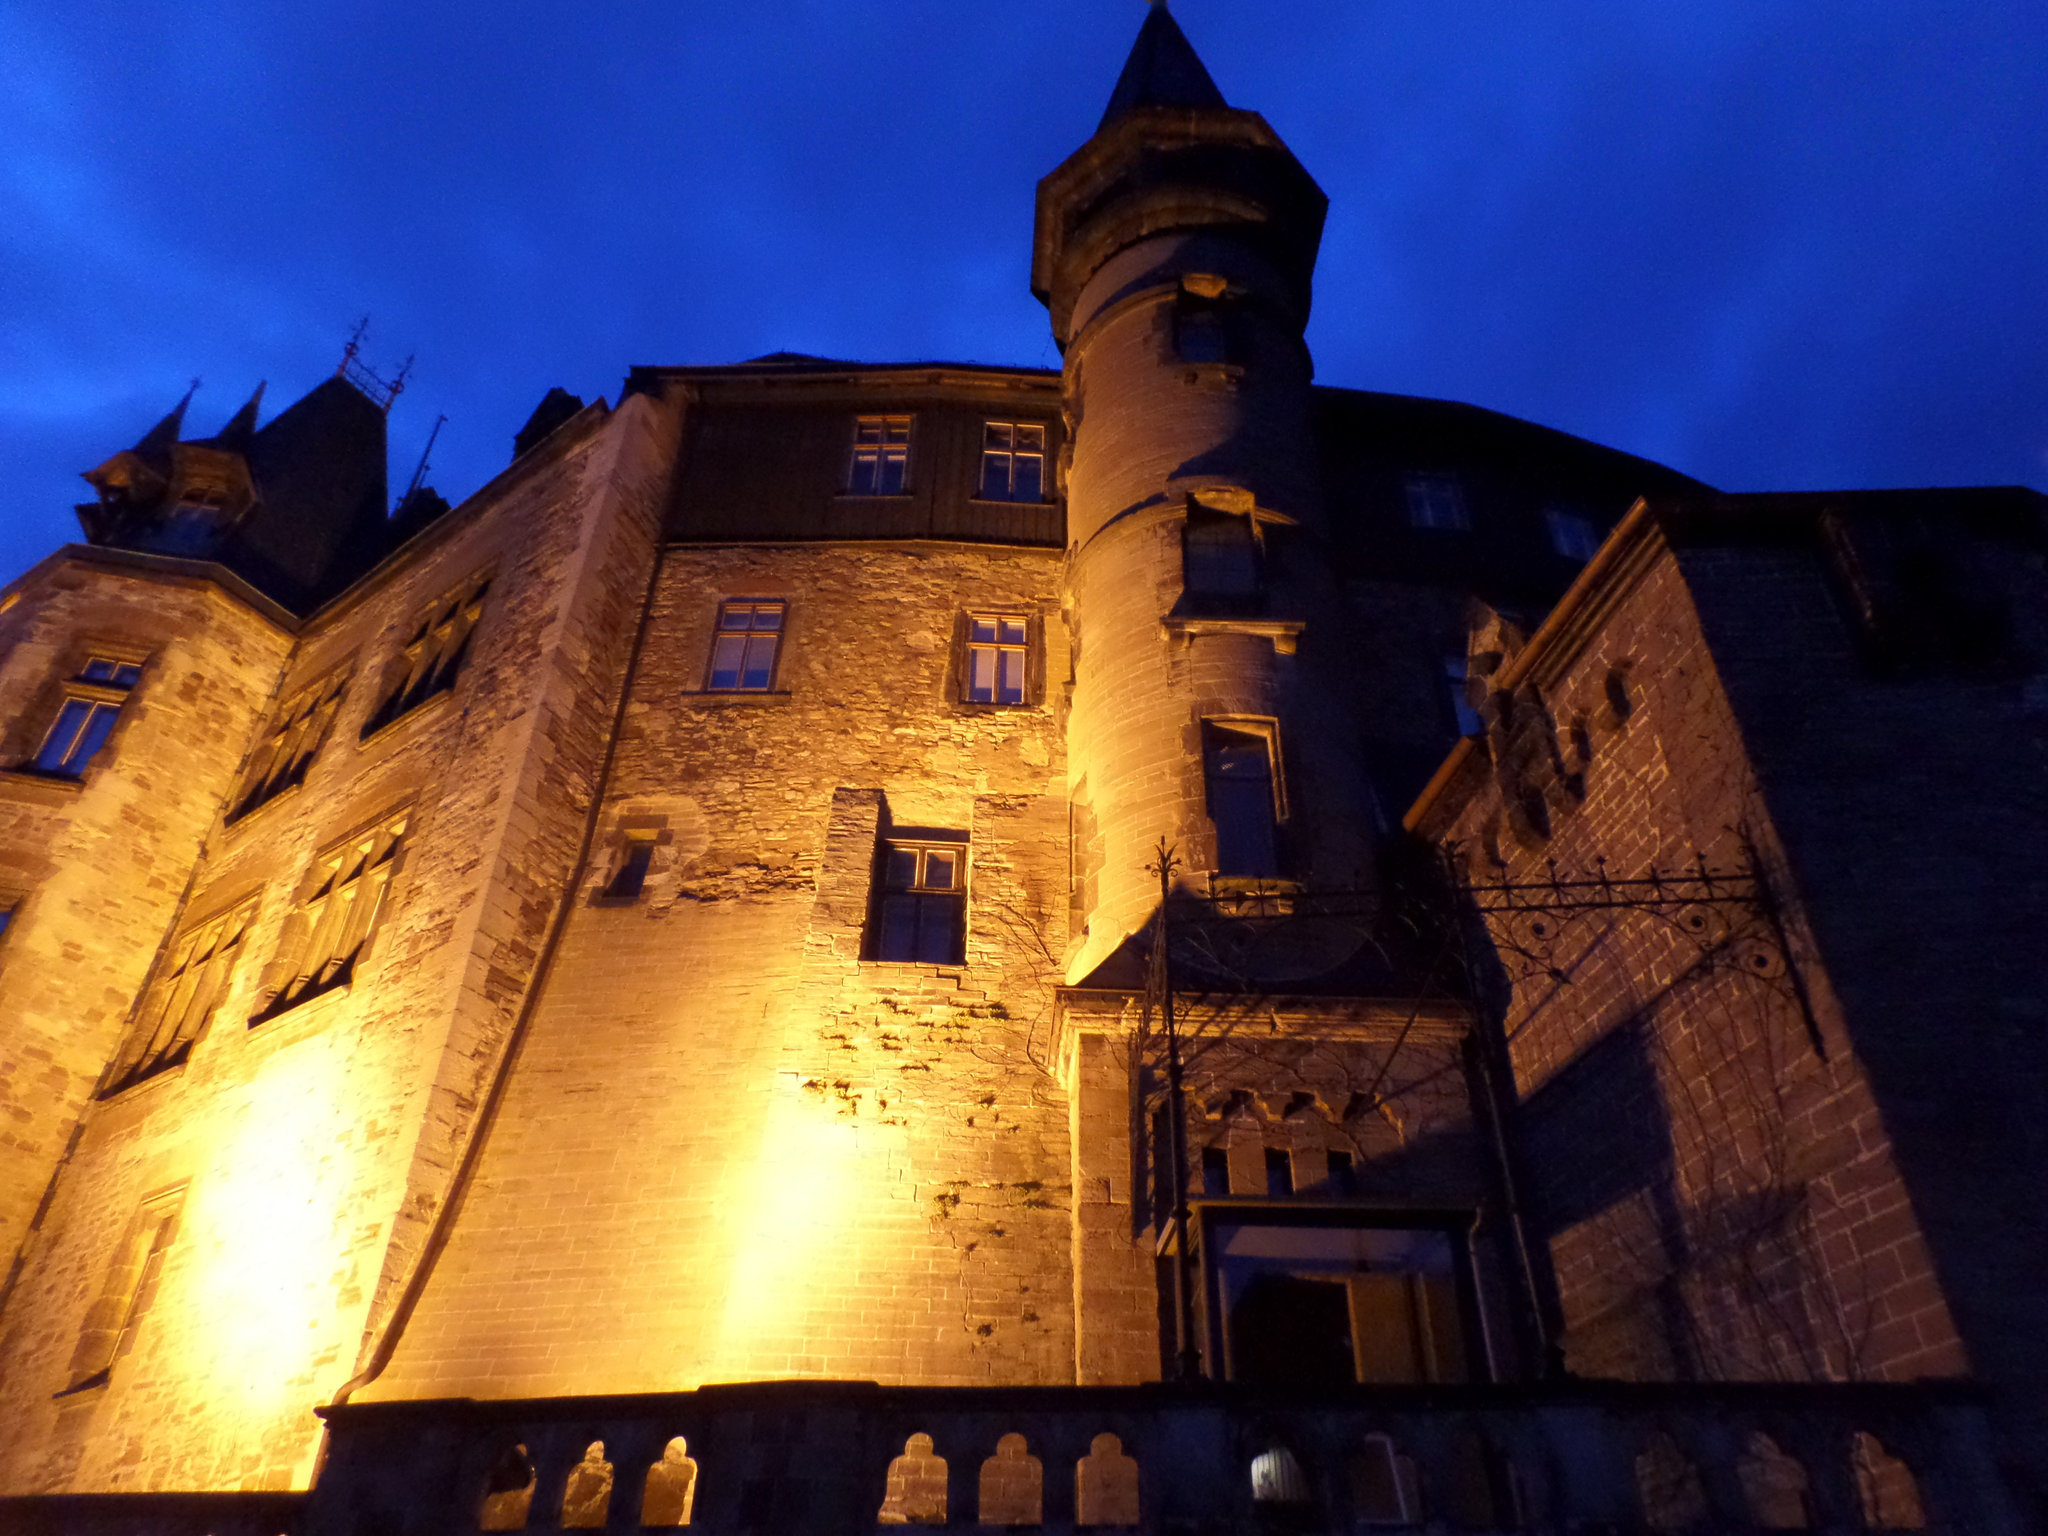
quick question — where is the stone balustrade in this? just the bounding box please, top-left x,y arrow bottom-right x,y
292,1379 -> 2022,1535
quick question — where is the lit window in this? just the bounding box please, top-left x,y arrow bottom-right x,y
1404,475 -> 1470,532
1545,507 -> 1602,562
62,1187 -> 185,1394
978,422 -> 1046,502
1183,512 -> 1260,602
848,415 -> 912,495
361,573 -> 489,739
1203,722 -> 1282,879
228,665 -> 351,822
964,614 -> 1029,705
1444,653 -> 1482,736
708,600 -> 785,691
28,655 -> 144,778
253,812 -> 408,1021
101,898 -> 258,1097
872,834 -> 968,965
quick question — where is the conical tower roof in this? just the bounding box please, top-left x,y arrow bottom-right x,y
1099,4 -> 1227,128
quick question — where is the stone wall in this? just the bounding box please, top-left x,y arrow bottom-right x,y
0,395 -> 673,1494
365,536 -> 1076,1399
1420,524 -> 1965,1387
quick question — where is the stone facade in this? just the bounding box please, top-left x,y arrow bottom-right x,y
0,7 -> 2041,1529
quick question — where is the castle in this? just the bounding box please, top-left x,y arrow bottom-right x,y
1,10 -> 2043,1534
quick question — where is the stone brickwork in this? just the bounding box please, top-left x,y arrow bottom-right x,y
1416,516 -> 1968,1388
0,395 -> 673,1493
365,534 -> 1076,1399
0,557 -> 293,1310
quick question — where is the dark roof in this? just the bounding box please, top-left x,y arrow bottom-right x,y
1100,5 -> 1227,128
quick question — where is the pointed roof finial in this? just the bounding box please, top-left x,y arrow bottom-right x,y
1100,2 -> 1227,129
211,381 -> 267,451
135,379 -> 199,458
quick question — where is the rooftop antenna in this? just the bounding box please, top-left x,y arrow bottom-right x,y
336,317 -> 412,414
399,414 -> 447,512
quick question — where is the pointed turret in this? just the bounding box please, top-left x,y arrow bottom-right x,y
1099,4 -> 1227,126
208,381 -> 267,453
134,384 -> 196,459
1032,7 -> 1326,347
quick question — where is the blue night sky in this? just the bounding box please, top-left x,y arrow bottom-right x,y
4,1 -> 2044,585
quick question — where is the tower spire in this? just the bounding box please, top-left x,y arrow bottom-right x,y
1100,2 -> 1227,128
134,380 -> 198,458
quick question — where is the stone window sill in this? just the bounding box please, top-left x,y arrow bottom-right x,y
0,767 -> 86,803
1161,616 -> 1305,655
222,777 -> 303,834
676,690 -> 796,705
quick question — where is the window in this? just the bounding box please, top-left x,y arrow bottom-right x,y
847,415 -> 912,495
253,812 -> 408,1021
361,573 -> 489,739
62,1186 -> 185,1394
1176,274 -> 1234,365
101,898 -> 258,1097
228,665 -> 351,822
1545,506 -> 1601,562
708,600 -> 786,691
1404,475 -> 1470,531
871,832 -> 968,965
1203,722 -> 1283,879
1183,511 -> 1260,604
963,614 -> 1029,705
28,655 -> 143,778
605,834 -> 656,900
1444,653 -> 1482,736
978,422 -> 1046,502
1202,1146 -> 1231,1197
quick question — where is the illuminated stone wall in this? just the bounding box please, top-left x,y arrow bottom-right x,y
365,536 -> 1077,1399
0,395 -> 673,1493
1421,528 -> 1965,1385
0,558 -> 291,1311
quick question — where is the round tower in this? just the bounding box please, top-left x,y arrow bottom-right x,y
1039,7 -> 1378,980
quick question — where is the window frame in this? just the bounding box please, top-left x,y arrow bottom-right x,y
100,893 -> 260,1098
228,661 -> 353,824
1200,717 -> 1289,881
251,808 -> 411,1023
959,611 -> 1033,707
846,415 -> 914,497
1544,506 -> 1602,562
359,572 -> 491,743
1403,475 -> 1471,533
1191,1199 -> 1488,1388
22,649 -> 147,781
705,599 -> 788,693
59,1184 -> 188,1396
867,830 -> 970,967
975,421 -> 1048,504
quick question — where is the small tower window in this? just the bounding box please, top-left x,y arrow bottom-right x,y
871,833 -> 968,965
1203,721 -> 1283,879
708,600 -> 786,691
1404,475 -> 1470,531
978,422 -> 1046,502
848,415 -> 912,495
1545,506 -> 1601,562
1183,510 -> 1260,605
